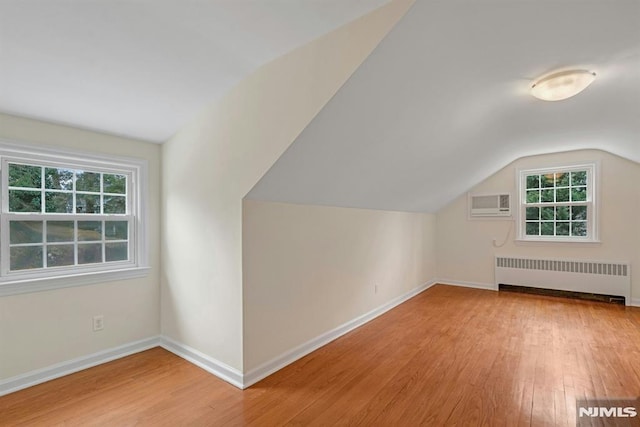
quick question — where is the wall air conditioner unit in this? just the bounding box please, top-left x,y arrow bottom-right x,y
469,193 -> 511,217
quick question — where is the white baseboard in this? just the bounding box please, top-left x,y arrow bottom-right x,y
0,281 -> 436,396
436,279 -> 496,291
160,336 -> 243,389
242,279 -> 437,388
3,281 -> 635,397
0,336 -> 161,397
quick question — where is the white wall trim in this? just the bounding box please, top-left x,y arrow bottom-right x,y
631,297 -> 640,307
160,336 -> 244,389
0,277 -> 435,395
436,279 -> 497,291
4,280 -> 628,397
0,336 -> 160,397
242,279 -> 437,389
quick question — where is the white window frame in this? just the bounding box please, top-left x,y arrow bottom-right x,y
0,139 -> 149,296
516,162 -> 599,243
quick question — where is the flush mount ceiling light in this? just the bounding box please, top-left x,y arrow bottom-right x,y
531,69 -> 596,101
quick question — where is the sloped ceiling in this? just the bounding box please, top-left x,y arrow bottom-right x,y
247,0 -> 640,213
0,0 -> 390,142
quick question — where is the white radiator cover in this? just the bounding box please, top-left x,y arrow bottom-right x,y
495,256 -> 631,305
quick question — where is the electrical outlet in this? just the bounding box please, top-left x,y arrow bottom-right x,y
374,283 -> 379,294
93,315 -> 104,331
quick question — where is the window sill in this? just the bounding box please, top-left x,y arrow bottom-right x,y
514,238 -> 601,246
0,266 -> 151,297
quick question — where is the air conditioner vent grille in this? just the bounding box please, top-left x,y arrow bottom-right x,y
469,193 -> 511,217
472,195 -> 497,209
499,194 -> 509,209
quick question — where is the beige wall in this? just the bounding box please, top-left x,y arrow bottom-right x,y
0,113 -> 161,379
242,200 -> 436,371
160,0 -> 413,372
436,149 -> 640,299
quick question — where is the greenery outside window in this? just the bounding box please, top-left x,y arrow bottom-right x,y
0,141 -> 148,296
518,163 -> 597,242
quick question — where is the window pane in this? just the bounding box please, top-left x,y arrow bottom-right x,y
76,171 -> 100,192
571,187 -> 587,202
78,243 -> 102,264
526,175 -> 539,189
571,205 -> 587,221
105,221 -> 127,240
106,242 -> 128,262
76,194 -> 101,213
556,187 -> 569,202
521,166 -> 594,242
556,222 -> 570,236
526,190 -> 539,203
542,174 -> 555,188
47,244 -> 74,267
78,221 -> 102,241
103,174 -> 126,194
47,221 -> 74,242
2,156 -> 137,279
10,221 -> 43,244
541,207 -> 554,220
10,246 -> 43,270
9,164 -> 41,188
104,196 -> 126,214
556,206 -> 569,221
541,222 -> 554,235
525,207 -> 539,220
541,189 -> 554,203
9,190 -> 41,212
572,221 -> 587,237
571,171 -> 587,186
45,168 -> 74,190
556,172 -> 569,187
45,192 -> 73,213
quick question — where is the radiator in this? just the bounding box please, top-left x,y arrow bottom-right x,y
495,256 -> 631,305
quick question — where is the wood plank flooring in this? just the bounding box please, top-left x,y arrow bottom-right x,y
2,284 -> 640,426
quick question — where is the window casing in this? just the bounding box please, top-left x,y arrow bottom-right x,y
0,141 -> 148,296
517,163 -> 598,242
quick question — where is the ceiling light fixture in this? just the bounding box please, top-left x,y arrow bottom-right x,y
531,69 -> 596,101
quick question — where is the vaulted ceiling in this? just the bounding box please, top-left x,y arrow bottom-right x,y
0,0 -> 390,142
247,0 -> 640,212
2,1 -> 638,213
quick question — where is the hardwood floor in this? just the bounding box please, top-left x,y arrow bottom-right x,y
2,284 -> 640,426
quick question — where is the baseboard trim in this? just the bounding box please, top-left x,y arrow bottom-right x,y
2,282 -> 634,397
0,336 -> 161,397
0,281 -> 436,395
242,279 -> 437,388
160,336 -> 243,389
436,279 -> 496,291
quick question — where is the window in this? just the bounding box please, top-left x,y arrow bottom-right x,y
0,141 -> 148,296
517,163 -> 597,242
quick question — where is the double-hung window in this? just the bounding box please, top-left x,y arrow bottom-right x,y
517,163 -> 598,242
0,141 -> 148,295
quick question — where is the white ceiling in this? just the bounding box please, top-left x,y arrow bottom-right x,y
0,0 -> 390,142
247,0 -> 640,212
